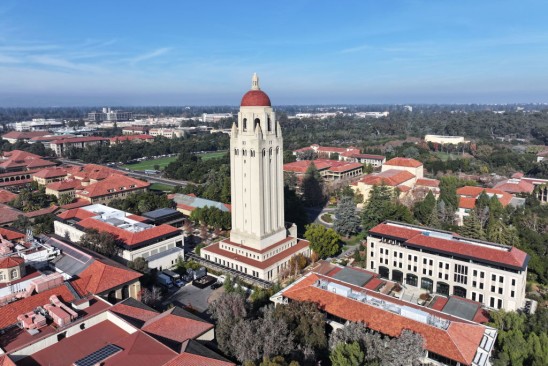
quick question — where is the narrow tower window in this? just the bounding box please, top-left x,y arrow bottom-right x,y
267,117 -> 272,131
254,118 -> 260,130
243,118 -> 247,131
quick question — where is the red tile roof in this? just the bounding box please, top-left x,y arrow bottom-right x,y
416,178 -> 440,188
283,159 -> 332,173
2,150 -> 41,160
0,284 -> 75,329
110,134 -> 155,143
77,174 -> 149,199
142,308 -> 213,343
0,204 -> 23,225
72,260 -> 141,296
369,222 -> 528,269
165,353 -> 235,366
104,330 -> 178,366
493,179 -> 535,194
57,207 -> 97,220
358,169 -> 415,187
60,198 -> 90,210
17,320 -> 130,366
110,302 -> 158,326
50,136 -> 108,145
283,159 -> 362,174
385,157 -> 422,168
0,227 -> 25,241
0,189 -> 17,204
66,164 -> 120,181
458,197 -> 476,209
0,255 -> 24,269
202,238 -> 309,269
24,205 -> 59,218
283,274 -> 486,366
32,167 -> 68,179
76,217 -> 181,247
328,162 -> 363,172
456,186 -> 514,206
1,131 -> 48,140
46,179 -> 83,191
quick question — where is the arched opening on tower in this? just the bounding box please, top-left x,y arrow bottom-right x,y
267,117 -> 271,131
254,118 -> 260,130
243,118 -> 247,131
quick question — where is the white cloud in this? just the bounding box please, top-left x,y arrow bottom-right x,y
130,47 -> 171,64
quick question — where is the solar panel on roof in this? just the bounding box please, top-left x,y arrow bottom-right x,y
74,344 -> 123,366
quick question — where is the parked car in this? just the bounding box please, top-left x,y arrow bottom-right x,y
174,279 -> 186,288
210,282 -> 222,290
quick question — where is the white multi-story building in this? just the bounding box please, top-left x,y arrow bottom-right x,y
366,221 -> 529,311
54,204 -> 184,270
201,74 -> 310,281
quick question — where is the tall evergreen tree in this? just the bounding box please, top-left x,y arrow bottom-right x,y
413,191 -> 436,224
333,196 -> 360,237
461,211 -> 485,240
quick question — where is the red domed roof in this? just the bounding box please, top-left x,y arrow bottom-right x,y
241,89 -> 271,107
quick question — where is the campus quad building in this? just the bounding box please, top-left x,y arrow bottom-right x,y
366,221 -> 529,311
201,74 -> 310,281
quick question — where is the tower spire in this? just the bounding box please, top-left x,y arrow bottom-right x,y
251,73 -> 260,90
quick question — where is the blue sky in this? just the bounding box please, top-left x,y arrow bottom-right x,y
1,0 -> 548,106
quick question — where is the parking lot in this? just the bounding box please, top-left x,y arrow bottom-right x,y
162,279 -> 223,314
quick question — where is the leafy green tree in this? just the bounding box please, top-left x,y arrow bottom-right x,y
208,292 -> 248,355
274,301 -> 327,360
259,356 -> 300,366
127,257 -> 148,272
79,228 -> 121,258
11,215 -> 32,231
304,224 -> 340,259
333,196 -> 360,237
330,342 -> 364,366
301,162 -> 325,207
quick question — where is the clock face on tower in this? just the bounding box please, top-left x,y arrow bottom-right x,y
229,74 -> 287,251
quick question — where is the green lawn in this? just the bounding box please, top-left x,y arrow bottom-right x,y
199,151 -> 227,161
149,183 -> 175,191
122,156 -> 178,171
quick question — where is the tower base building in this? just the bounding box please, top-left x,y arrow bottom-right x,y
201,75 -> 310,282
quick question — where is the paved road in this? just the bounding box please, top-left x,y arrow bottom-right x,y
59,158 -> 190,187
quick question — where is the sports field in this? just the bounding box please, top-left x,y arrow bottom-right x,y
199,151 -> 227,161
122,156 -> 177,171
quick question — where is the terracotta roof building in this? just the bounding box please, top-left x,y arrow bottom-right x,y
110,134 -> 155,145
76,173 -> 150,204
1,131 -> 49,144
49,136 -> 108,157
455,186 -> 523,226
339,152 -> 386,167
0,204 -> 24,226
32,167 -> 68,186
0,189 -> 17,204
54,204 -> 184,270
292,144 -> 360,159
1,295 -> 233,366
283,159 -> 363,182
0,150 -> 55,173
365,221 -> 528,311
